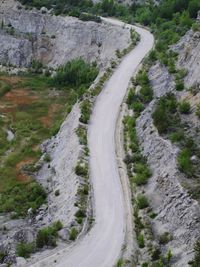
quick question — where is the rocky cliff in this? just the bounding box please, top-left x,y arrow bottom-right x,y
133,20 -> 200,265
0,0 -> 131,68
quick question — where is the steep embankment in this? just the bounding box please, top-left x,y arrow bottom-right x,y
129,19 -> 200,265
0,0 -> 131,68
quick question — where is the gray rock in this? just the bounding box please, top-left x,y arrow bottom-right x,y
0,0 -> 131,69
190,155 -> 198,164
58,228 -> 69,241
15,257 -> 27,267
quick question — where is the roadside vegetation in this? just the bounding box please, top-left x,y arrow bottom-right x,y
0,58 -> 98,218
16,220 -> 63,258
124,81 -> 174,265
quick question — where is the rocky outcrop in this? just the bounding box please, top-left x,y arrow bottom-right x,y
173,28 -> 200,88
136,63 -> 200,266
0,0 -> 131,68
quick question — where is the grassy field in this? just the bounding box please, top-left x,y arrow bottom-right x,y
0,65 -> 96,217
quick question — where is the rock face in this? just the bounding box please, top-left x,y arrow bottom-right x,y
0,0 -> 131,68
35,104 -> 81,228
173,29 -> 200,88
135,63 -> 200,266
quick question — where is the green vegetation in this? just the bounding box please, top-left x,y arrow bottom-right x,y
179,101 -> 191,114
152,93 -> 179,134
52,59 -> 98,92
196,104 -> 200,118
137,233 -> 145,248
15,221 -> 63,258
153,94 -> 200,179
0,58 -> 98,218
0,182 -> 46,217
80,99 -> 92,124
190,240 -> 200,266
69,227 -> 78,241
75,161 -> 88,178
16,242 -> 35,258
36,221 -> 63,248
136,194 -> 149,209
159,232 -> 172,245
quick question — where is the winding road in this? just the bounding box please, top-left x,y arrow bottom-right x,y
30,19 -> 154,267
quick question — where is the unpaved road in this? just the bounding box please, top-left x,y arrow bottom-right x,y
29,19 -> 154,267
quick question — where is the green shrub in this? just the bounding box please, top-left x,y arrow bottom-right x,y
0,182 -> 46,217
75,209 -> 86,218
75,162 -> 88,177
196,104 -> 200,118
16,242 -> 35,258
179,101 -> 191,114
136,194 -> 149,209
36,221 -> 63,248
191,240 -> 200,266
170,130 -> 185,143
133,173 -> 149,186
44,153 -> 51,162
152,93 -> 178,134
177,148 -> 194,176
52,59 -> 98,89
159,232 -> 172,245
80,100 -> 92,124
69,227 -> 78,241
137,234 -> 145,248
133,101 -> 144,113
55,189 -> 60,196
0,250 -> 7,263
192,22 -> 200,32
175,80 -> 184,91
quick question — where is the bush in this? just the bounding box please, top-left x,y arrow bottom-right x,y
175,80 -> 184,91
75,209 -> 86,218
75,162 -> 88,177
69,227 -> 78,241
52,59 -> 98,89
170,130 -> 185,143
16,243 -> 35,258
191,240 -> 200,266
177,148 -> 194,176
133,173 -> 149,186
196,104 -> 200,118
36,221 -> 63,248
0,250 -> 7,263
136,194 -> 149,209
159,232 -> 172,245
0,182 -> 46,217
79,100 -> 92,124
179,101 -> 191,114
55,189 -> 60,196
137,234 -> 145,248
192,22 -> 200,32
152,94 -> 178,134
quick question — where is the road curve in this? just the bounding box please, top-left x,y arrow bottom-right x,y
30,19 -> 154,267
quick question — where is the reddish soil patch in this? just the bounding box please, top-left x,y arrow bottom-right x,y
3,89 -> 38,106
40,103 -> 61,127
1,76 -> 22,85
16,158 -> 34,182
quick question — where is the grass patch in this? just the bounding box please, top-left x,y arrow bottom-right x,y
0,59 -> 98,217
